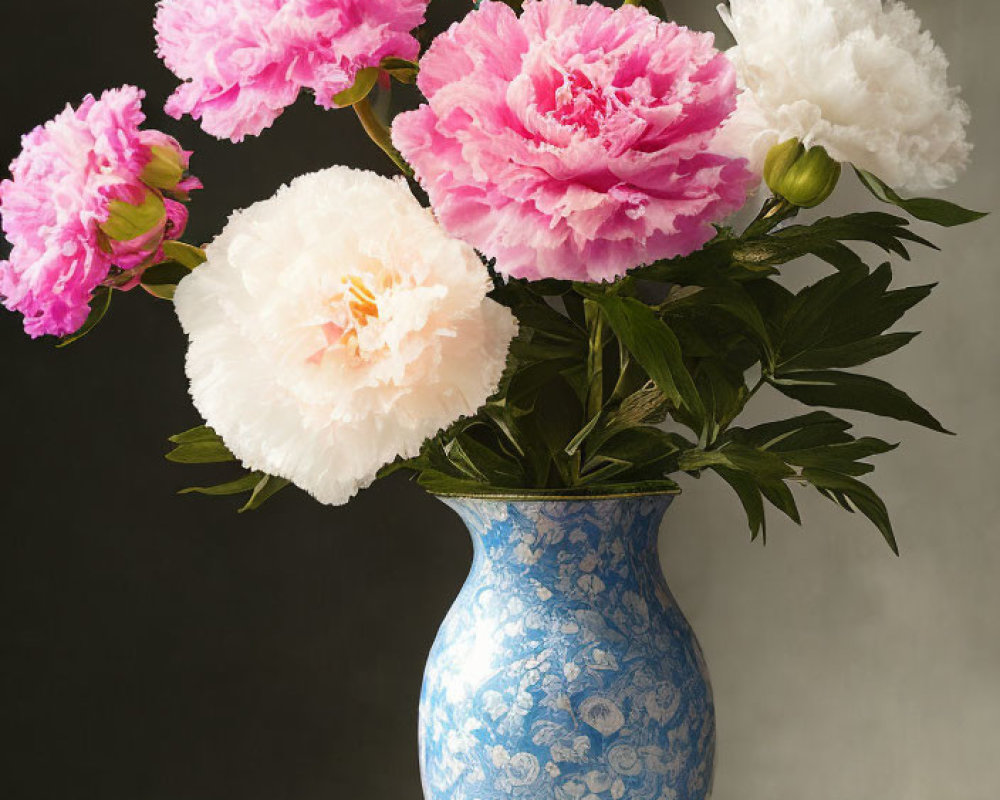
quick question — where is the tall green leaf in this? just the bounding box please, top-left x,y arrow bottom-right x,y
773,263 -> 932,374
802,468 -> 899,555
239,475 -> 291,513
855,168 -> 987,227
590,294 -> 705,424
161,241 -> 207,269
771,370 -> 950,434
732,212 -> 936,270
713,466 -> 766,540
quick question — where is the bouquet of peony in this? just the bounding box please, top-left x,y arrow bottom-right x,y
1,0 -> 985,552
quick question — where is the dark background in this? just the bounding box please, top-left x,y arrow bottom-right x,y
0,3 -> 480,799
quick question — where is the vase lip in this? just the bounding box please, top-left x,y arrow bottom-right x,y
430,488 -> 680,503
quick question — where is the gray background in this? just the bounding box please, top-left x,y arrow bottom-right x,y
0,1 -> 997,799
664,2 -> 1000,798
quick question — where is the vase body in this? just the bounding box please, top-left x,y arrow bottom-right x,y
420,496 -> 715,800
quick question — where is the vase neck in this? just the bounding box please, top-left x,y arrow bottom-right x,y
440,496 -> 673,578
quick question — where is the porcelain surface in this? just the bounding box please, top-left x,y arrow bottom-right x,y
420,496 -> 714,800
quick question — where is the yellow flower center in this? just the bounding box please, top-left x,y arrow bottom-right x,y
307,273 -> 395,366
344,275 -> 379,327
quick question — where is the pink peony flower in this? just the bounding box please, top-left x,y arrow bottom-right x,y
393,0 -> 755,282
0,86 -> 200,338
155,0 -> 430,143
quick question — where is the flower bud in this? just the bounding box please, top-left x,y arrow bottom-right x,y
101,188 -> 167,244
139,131 -> 190,192
763,139 -> 841,209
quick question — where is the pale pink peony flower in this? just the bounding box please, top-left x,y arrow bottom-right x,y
155,0 -> 429,143
392,0 -> 754,283
0,86 -> 199,338
174,167 -> 517,506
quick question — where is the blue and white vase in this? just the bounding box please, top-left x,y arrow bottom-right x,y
420,495 -> 715,800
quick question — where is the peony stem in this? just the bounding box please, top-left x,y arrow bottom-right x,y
352,97 -> 413,178
742,196 -> 798,238
585,299 -> 606,423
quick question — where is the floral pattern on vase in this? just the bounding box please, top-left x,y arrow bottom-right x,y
420,495 -> 715,800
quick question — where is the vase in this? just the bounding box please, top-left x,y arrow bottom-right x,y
419,495 -> 715,800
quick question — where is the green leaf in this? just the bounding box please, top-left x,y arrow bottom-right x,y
524,374 -> 586,486
168,425 -> 221,445
443,438 -> 489,482
679,443 -> 795,481
781,437 -> 897,477
759,478 -> 801,525
497,281 -> 587,341
733,411 -> 854,451
635,240 -> 743,286
379,56 -> 419,84
810,241 -> 869,272
691,359 -> 749,443
801,468 -> 899,554
140,261 -> 191,300
332,66 -> 380,107
161,241 -> 206,269
56,285 -> 112,348
415,470 -> 509,497
774,264 -> 933,373
771,370 -> 951,434
779,331 -> 919,372
582,427 -> 681,483
695,284 -> 773,354
480,402 -> 528,458
712,466 -> 766,540
239,475 -> 291,513
503,357 -> 577,409
606,383 -> 671,429
449,432 -> 526,486
565,413 -> 602,457
166,424 -> 290,512
855,168 -> 987,227
590,294 -> 704,424
179,474 -> 263,497
166,441 -> 236,464
377,457 -> 419,481
577,456 -> 635,485
410,436 -> 471,481
732,212 -> 936,269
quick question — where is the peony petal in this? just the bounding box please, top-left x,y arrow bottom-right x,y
393,0 -> 754,282
173,167 -> 518,506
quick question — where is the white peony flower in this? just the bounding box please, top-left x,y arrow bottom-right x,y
174,166 -> 517,506
716,0 -> 971,191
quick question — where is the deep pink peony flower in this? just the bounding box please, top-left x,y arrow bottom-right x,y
155,0 -> 430,143
0,86 -> 199,338
393,0 -> 754,282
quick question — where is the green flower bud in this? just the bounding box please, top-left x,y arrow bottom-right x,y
141,145 -> 186,192
101,189 -> 167,243
763,139 -> 841,209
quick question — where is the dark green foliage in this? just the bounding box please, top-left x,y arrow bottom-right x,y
386,201 -> 967,552
166,425 -> 291,512
140,261 -> 192,300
